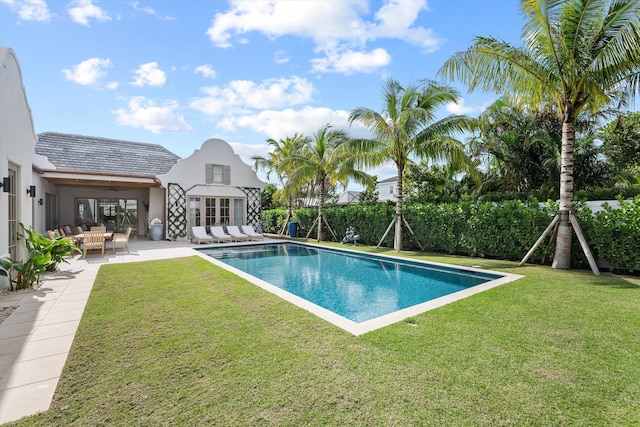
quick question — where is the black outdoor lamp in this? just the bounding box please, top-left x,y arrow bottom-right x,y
0,177 -> 10,193
27,185 -> 36,198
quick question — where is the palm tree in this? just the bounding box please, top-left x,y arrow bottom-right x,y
288,124 -> 370,242
440,0 -> 640,270
251,134 -> 309,234
348,78 -> 476,251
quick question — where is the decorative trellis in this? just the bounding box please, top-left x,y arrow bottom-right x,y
241,187 -> 261,226
167,183 -> 187,240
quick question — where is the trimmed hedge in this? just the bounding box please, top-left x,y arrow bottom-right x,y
261,196 -> 640,272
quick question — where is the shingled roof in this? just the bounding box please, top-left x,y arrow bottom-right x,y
35,132 -> 181,177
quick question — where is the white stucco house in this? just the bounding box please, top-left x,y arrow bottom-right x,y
377,176 -> 398,202
0,45 -> 266,290
31,133 -> 266,243
0,47 -> 38,271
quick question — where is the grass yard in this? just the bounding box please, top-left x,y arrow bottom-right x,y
9,247 -> 640,426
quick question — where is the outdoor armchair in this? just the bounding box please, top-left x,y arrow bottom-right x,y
112,227 -> 132,253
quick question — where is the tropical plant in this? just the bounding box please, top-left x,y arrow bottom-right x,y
21,225 -> 79,271
288,124 -> 371,241
0,225 -> 79,291
348,78 -> 476,251
469,99 -> 612,194
252,134 -> 309,234
440,0 -> 640,269
600,111 -> 640,185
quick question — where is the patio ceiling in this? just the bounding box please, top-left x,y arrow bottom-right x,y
40,170 -> 161,188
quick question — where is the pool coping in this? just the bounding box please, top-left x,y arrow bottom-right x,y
194,241 -> 524,336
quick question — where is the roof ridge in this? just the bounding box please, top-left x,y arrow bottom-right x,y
37,131 -> 172,151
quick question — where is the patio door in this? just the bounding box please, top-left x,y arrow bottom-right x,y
7,165 -> 17,259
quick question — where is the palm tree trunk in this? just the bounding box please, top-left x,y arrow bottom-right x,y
317,181 -> 325,242
394,173 -> 403,251
552,118 -> 575,269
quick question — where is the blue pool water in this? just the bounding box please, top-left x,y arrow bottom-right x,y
199,243 -> 502,323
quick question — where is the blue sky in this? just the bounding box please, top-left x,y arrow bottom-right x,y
1,0 -> 524,185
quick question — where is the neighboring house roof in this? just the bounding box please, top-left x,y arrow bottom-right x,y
337,191 -> 361,204
377,176 -> 398,184
35,132 -> 180,177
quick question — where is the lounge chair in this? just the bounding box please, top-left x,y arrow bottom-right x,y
112,227 -> 132,253
83,231 -> 105,257
91,226 -> 106,232
226,225 -> 250,242
191,226 -> 214,244
241,225 -> 264,240
210,226 -> 232,243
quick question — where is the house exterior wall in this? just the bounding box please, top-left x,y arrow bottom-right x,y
0,48 -> 38,290
157,138 -> 266,240
377,181 -> 396,202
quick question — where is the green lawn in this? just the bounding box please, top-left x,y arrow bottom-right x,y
11,247 -> 640,426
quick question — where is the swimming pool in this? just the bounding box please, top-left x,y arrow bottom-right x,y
197,242 -> 522,335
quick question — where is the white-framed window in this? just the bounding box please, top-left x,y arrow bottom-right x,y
389,185 -> 394,195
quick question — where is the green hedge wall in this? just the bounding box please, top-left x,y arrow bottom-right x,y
261,196 -> 640,272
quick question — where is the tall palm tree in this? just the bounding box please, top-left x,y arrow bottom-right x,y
348,78 -> 476,251
251,134 -> 309,234
288,124 -> 370,242
440,0 -> 640,269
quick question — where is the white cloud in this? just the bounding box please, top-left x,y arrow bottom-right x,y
62,57 -> 112,85
195,64 -> 217,79
217,106 -> 369,140
106,81 -> 119,90
67,0 -> 111,26
130,0 -> 154,15
190,76 -> 314,116
228,142 -> 270,166
130,0 -> 173,20
274,50 -> 290,65
205,0 -> 440,74
113,96 -> 192,134
1,0 -> 52,22
131,62 -> 166,87
446,98 -> 479,115
311,48 -> 391,74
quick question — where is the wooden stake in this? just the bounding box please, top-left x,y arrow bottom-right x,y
569,211 -> 600,276
305,217 -> 319,239
279,212 -> 292,236
402,216 -> 424,252
322,216 -> 339,241
377,217 -> 396,248
520,214 -> 559,266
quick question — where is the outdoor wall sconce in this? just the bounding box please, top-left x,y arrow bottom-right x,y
38,198 -> 44,206
27,185 -> 36,198
0,177 -> 10,193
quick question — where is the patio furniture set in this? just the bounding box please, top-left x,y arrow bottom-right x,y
191,225 -> 264,245
48,226 -> 131,257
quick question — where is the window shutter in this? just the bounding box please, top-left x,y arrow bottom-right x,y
205,164 -> 213,184
223,165 -> 231,185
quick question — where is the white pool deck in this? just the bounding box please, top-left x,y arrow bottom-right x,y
0,237 -> 522,424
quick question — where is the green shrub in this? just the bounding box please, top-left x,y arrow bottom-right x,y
260,198 -> 639,272
589,196 -> 640,272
